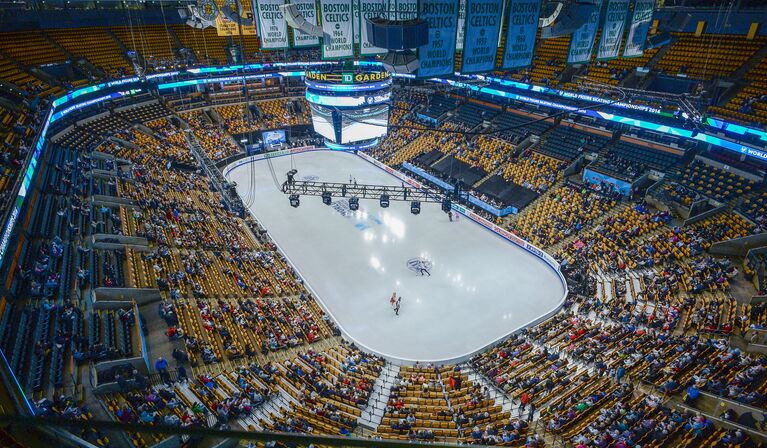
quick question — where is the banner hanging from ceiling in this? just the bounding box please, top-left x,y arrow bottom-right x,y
455,0 -> 466,51
417,0 -> 460,77
396,0 -> 418,19
255,0 -> 289,49
290,0 -> 321,47
500,0 -> 541,69
596,0 -> 630,59
567,0 -> 604,64
460,0 -> 502,73
320,0 -> 355,58
360,0 -> 388,54
216,0 -> 257,35
623,0 -> 654,57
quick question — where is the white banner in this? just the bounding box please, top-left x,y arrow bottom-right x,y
456,0 -> 466,51
395,0 -> 417,20
353,0 -> 361,46
360,0 -> 387,54
320,0 -> 355,58
255,0 -> 289,49
290,0 -> 320,47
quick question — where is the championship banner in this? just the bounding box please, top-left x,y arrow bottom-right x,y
216,0 -> 257,35
623,0 -> 654,58
416,0 -> 459,78
360,0 -> 388,54
320,0 -> 354,58
501,0 -> 541,69
456,0 -> 466,51
566,0 -> 603,64
396,0 -> 418,20
255,0 -> 289,49
596,0 -> 630,59
290,0 -> 320,47
460,0 -> 502,73
353,0 -> 361,46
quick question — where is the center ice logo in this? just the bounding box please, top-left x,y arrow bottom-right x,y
331,198 -> 383,231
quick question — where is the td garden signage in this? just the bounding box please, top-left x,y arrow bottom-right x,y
305,71 -> 390,83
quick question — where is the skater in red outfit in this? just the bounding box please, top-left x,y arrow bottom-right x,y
390,292 -> 396,307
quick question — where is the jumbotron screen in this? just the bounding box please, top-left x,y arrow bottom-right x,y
341,105 -> 389,144
309,103 -> 336,141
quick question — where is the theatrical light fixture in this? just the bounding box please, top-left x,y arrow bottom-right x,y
321,191 -> 332,205
289,194 -> 300,208
410,201 -> 421,215
349,197 -> 359,211
441,198 -> 452,213
380,194 -> 390,208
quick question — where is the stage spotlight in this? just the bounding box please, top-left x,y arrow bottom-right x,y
380,194 -> 390,208
441,198 -> 452,213
321,191 -> 332,205
349,197 -> 359,211
410,201 -> 421,215
289,194 -> 300,208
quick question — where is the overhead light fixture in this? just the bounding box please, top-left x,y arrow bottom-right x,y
349,197 -> 359,211
380,194 -> 390,208
410,201 -> 421,215
322,191 -> 332,205
289,194 -> 300,208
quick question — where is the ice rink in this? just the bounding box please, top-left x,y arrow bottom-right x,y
227,150 -> 566,362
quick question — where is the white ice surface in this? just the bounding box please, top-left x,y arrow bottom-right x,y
227,150 -> 565,362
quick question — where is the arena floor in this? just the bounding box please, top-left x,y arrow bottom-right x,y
227,150 -> 566,363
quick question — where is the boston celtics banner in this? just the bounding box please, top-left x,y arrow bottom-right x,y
567,0 -> 603,64
320,0 -> 354,58
596,0 -> 630,59
623,0 -> 654,57
501,0 -> 541,69
456,0 -> 466,51
460,0 -> 502,73
417,0 -> 459,78
353,0 -> 360,46
396,0 -> 418,19
360,0 -> 387,54
255,0 -> 289,49
290,0 -> 320,47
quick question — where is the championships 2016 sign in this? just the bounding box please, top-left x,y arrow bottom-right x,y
623,0 -> 654,57
596,0 -> 630,60
567,0 -> 603,64
501,0 -> 541,69
290,0 -> 320,47
461,0 -> 502,74
255,0 -> 289,49
417,0 -> 460,78
320,0 -> 355,58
